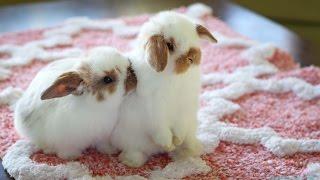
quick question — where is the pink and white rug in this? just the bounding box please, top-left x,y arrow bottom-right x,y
1,3 -> 320,179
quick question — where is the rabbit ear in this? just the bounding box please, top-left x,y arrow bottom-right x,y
125,63 -> 137,94
41,71 -> 83,100
196,24 -> 217,43
145,34 -> 168,72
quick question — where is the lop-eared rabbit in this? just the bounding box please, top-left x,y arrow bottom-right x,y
111,11 -> 217,167
15,47 -> 137,159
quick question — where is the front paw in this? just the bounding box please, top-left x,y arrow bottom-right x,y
96,142 -> 118,155
163,143 -> 175,152
173,138 -> 203,160
173,135 -> 183,147
172,127 -> 186,147
119,151 -> 147,168
152,129 -> 175,152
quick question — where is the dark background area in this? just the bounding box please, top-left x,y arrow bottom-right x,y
235,0 -> 320,52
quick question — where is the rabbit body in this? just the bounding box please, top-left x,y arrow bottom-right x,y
111,11 -> 216,167
112,51 -> 201,167
15,47 -> 130,159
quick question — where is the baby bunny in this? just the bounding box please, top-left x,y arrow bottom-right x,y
111,11 -> 216,167
14,47 -> 136,159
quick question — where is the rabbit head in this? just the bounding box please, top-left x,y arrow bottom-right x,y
137,11 -> 217,74
41,47 -> 136,101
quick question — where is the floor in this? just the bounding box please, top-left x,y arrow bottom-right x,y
0,0 -> 319,179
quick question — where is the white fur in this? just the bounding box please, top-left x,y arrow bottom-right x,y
14,47 -> 130,159
185,3 -> 213,19
111,11 -> 204,167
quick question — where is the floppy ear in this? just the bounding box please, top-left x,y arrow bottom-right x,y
41,71 -> 83,100
145,34 -> 168,72
196,24 -> 217,43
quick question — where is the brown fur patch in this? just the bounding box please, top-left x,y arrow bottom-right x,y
91,69 -> 118,101
174,48 -> 201,74
96,92 -> 105,102
103,70 -> 118,94
125,63 -> 137,94
145,34 -> 168,72
189,48 -> 201,65
167,37 -> 176,52
41,72 -> 83,100
78,63 -> 118,101
41,62 -> 120,101
196,24 -> 217,43
78,63 -> 93,85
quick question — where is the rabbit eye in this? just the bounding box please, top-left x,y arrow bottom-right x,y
166,42 -> 174,52
103,76 -> 113,84
188,57 -> 193,64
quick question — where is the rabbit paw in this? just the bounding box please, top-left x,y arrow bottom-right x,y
173,135 -> 183,146
96,142 -> 118,155
37,142 -> 55,155
42,147 -> 55,155
173,137 -> 203,160
119,151 -> 147,167
172,127 -> 186,147
163,143 -> 175,152
57,150 -> 82,160
152,128 -> 175,152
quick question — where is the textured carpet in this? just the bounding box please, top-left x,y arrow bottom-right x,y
0,3 -> 320,179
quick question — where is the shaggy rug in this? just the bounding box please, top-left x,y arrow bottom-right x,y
1,3 -> 320,179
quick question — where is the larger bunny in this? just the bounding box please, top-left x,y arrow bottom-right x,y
111,11 -> 217,167
14,47 -> 137,159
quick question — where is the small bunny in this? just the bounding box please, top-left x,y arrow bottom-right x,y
111,11 -> 217,167
14,47 -> 136,159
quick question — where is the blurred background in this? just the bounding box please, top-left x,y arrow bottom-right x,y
0,0 -> 319,50
0,0 -> 319,65
235,0 -> 320,53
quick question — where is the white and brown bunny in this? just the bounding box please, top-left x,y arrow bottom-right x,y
14,47 -> 137,159
111,11 -> 217,167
